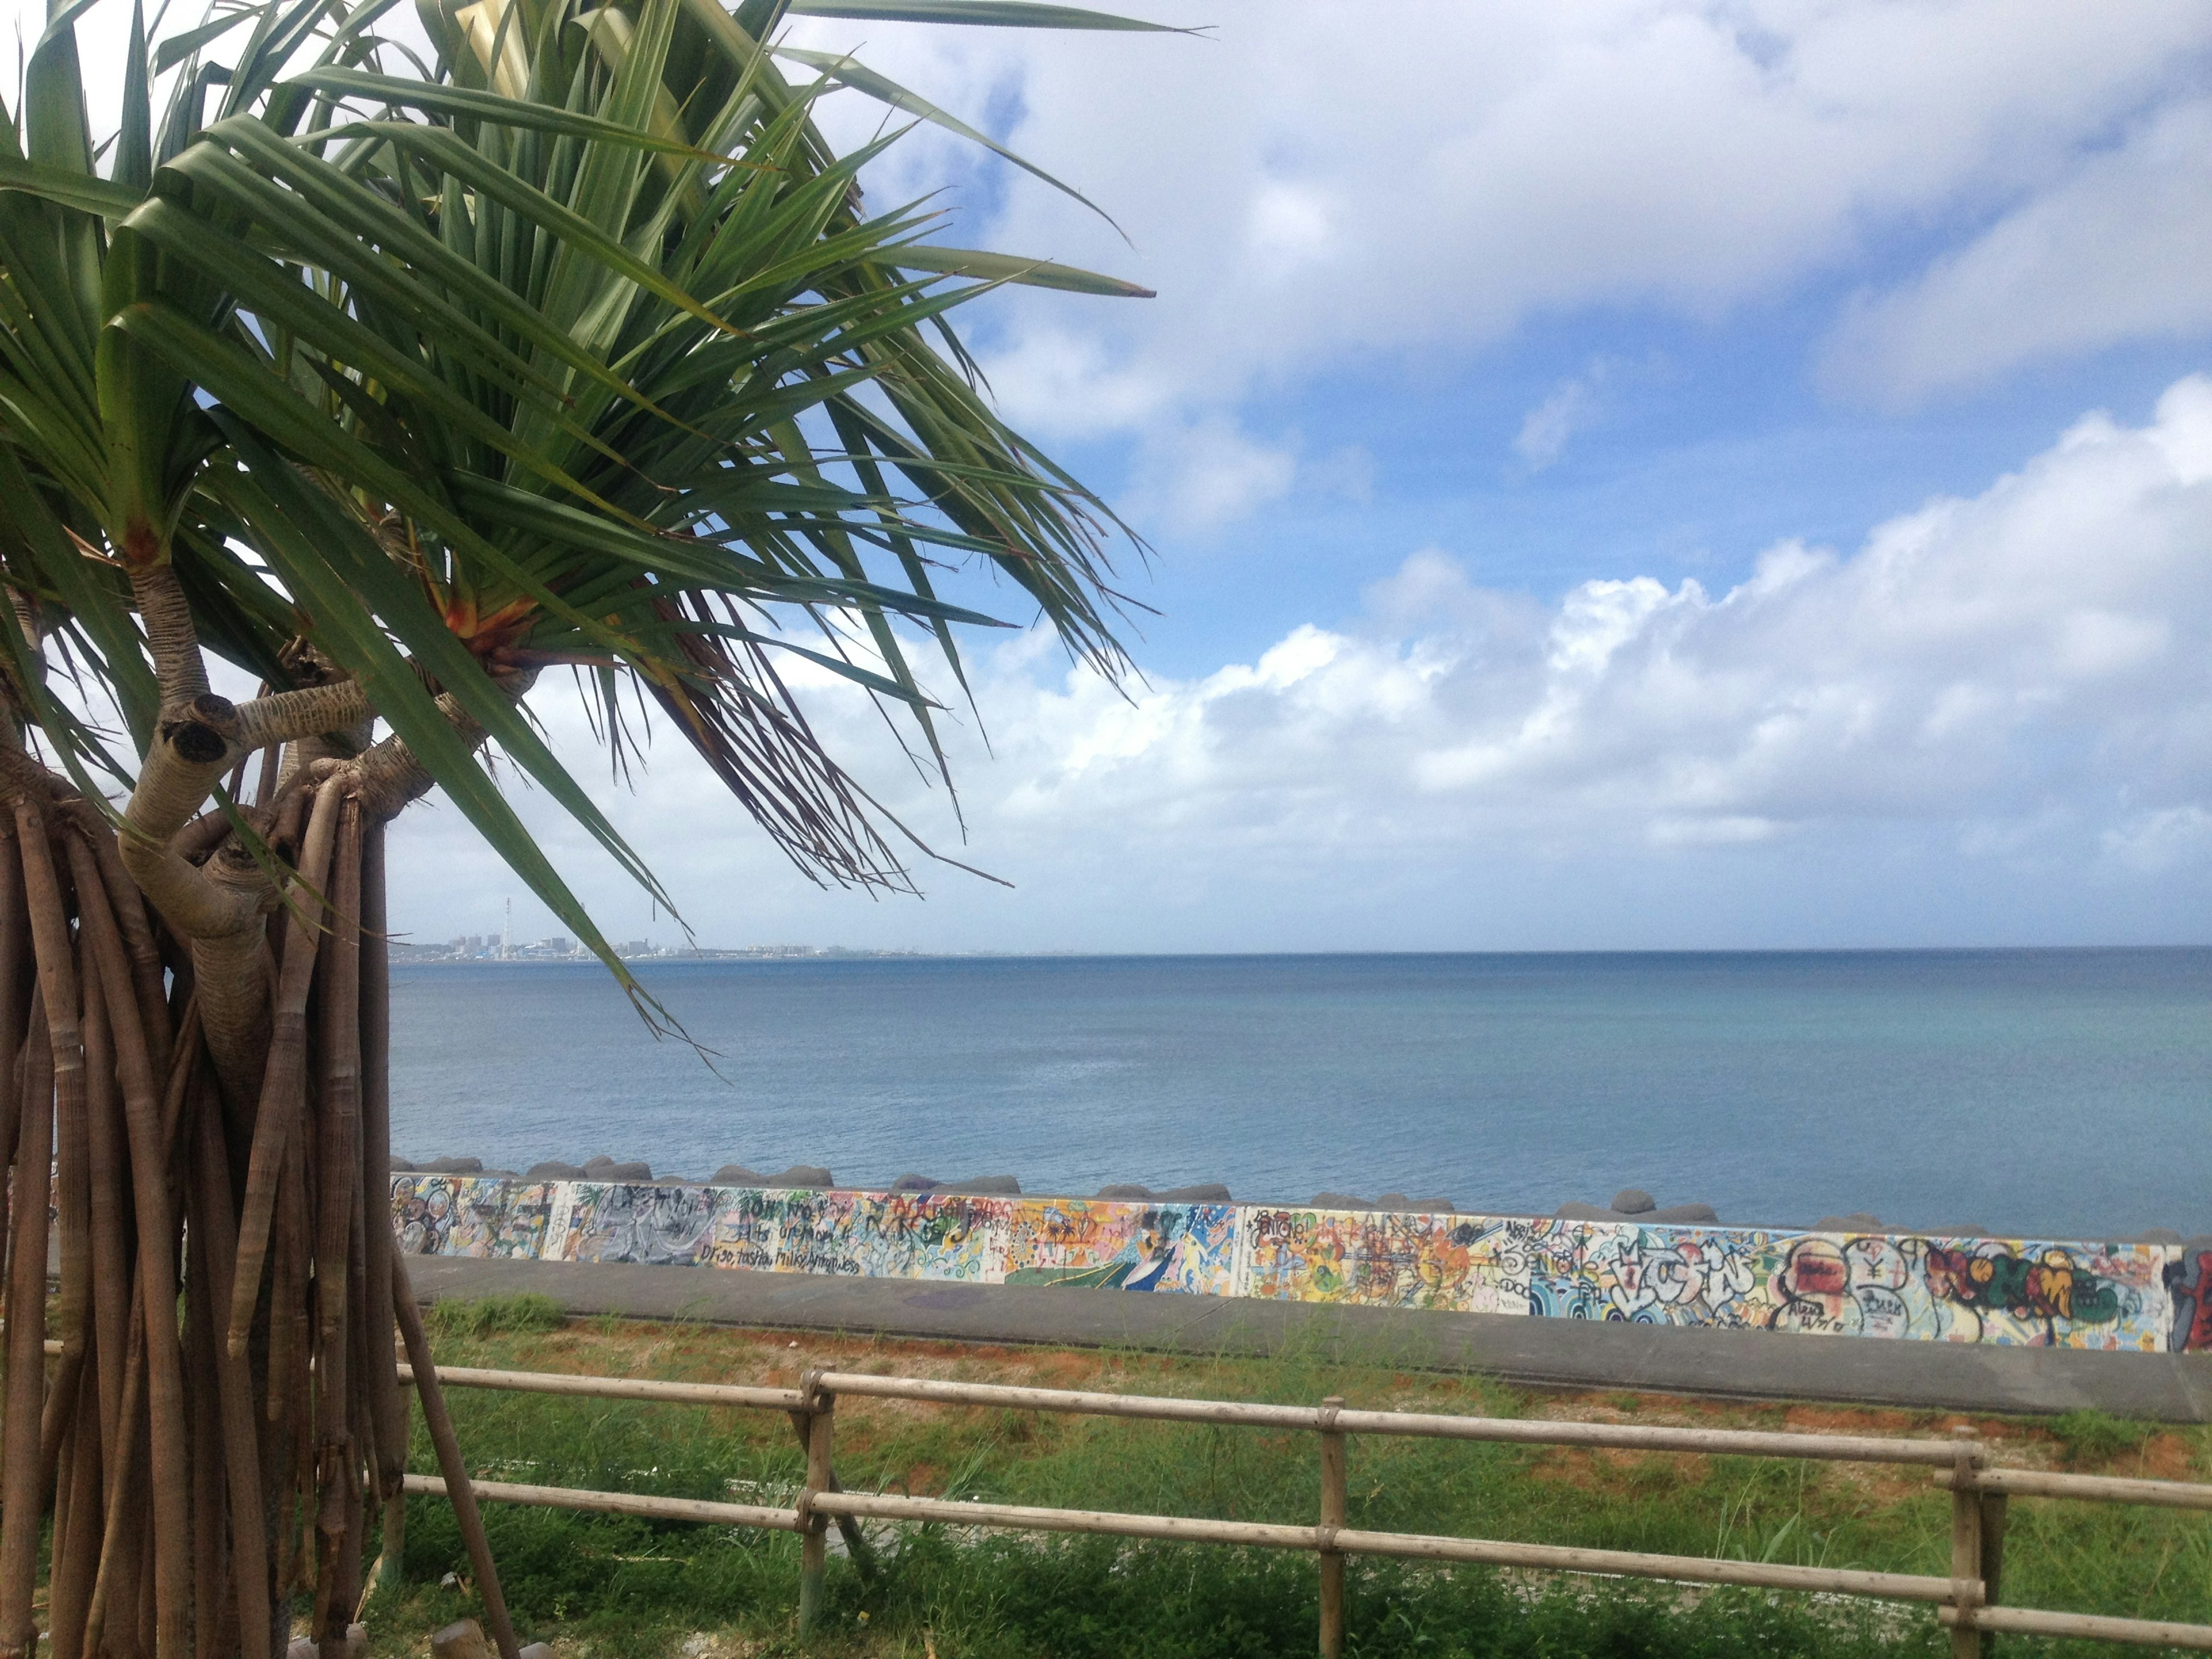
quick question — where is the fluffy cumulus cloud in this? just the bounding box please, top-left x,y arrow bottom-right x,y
21,0 -> 2199,948
783,0 -> 2212,469
19,0 -> 2211,494
10,0 -> 2208,410
392,377 -> 2212,951
1824,99 -> 2212,402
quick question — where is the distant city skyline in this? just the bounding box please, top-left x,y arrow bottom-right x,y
392,927 -> 936,963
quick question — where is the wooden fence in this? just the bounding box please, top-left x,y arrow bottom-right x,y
391,1359 -> 2212,1657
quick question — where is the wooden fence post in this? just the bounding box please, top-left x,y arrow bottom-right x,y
1949,1427 -> 1984,1659
1977,1489 -> 2008,1659
786,1410 -> 878,1581
798,1371 -> 835,1639
1318,1395 -> 1346,1659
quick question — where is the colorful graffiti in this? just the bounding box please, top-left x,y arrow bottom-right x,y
1238,1211 -> 1789,1324
2166,1244 -> 2212,1354
775,1191 -> 1009,1281
1516,1219 -> 1786,1327
694,1187 -> 1009,1279
391,1175 -> 559,1259
1243,1207 -> 1486,1308
1007,1198 -> 1238,1294
1764,1234 -> 2166,1349
1232,1210 -> 2171,1349
559,1182 -> 725,1267
388,1176 -> 2194,1353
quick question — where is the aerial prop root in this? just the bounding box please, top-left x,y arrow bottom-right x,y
0,769 -> 506,1659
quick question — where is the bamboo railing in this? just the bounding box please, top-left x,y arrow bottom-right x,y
374,1355 -> 2212,1657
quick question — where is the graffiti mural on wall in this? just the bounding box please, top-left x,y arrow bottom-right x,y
694,1187 -> 1011,1279
560,1182 -> 725,1267
1007,1198 -> 1238,1294
1242,1208 -> 1483,1308
1233,1210 -> 2172,1351
1239,1210 -> 1798,1324
1767,1234 -> 2168,1349
775,1191 -> 1010,1281
688,1191 -> 1240,1291
1513,1219 -> 1785,1326
391,1175 -> 560,1259
388,1177 -> 2192,1353
702,1187 -> 783,1272
1238,1211 -> 1791,1322
2166,1244 -> 2212,1354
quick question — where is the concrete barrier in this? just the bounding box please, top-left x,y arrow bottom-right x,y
387,1173 -> 2210,1354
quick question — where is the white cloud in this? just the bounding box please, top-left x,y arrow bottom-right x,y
2102,805 -> 2212,872
1130,414 -> 1297,528
782,0 -> 2212,482
392,376 -> 2212,950
21,0 -> 2212,537
1513,370 -> 1601,470
1243,181 -> 1335,266
1512,356 -> 1660,468
1825,99 -> 2212,403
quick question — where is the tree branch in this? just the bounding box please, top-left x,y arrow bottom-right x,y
121,678 -> 376,950
347,672 -> 536,823
128,564 -> 208,707
234,681 -> 374,757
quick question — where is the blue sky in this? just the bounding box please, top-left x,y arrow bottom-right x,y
388,0 -> 2212,953
915,5 -> 2212,679
1059,331 -> 2209,684
36,0 -> 2206,950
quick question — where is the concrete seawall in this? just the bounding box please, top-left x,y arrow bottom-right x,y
391,1173 -> 2212,1357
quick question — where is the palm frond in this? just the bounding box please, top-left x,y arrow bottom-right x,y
0,0 -> 1168,992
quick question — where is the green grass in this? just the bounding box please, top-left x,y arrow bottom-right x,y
426,1291 -> 568,1340
2047,1408 -> 2153,1465
360,1313 -> 2212,1658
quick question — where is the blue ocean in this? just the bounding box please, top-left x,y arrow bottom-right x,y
389,949 -> 2212,1240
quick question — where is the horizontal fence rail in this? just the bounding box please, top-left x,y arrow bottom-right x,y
807,1369 -> 1972,1465
395,1361 -> 804,1412
1940,1607 -> 2212,1651
379,1353 -> 2210,1658
1936,1464 -> 2212,1512
402,1471 -> 804,1533
807,1488 -> 1964,1604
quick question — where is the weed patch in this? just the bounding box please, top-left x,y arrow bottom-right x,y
2050,1408 -> 2152,1466
426,1292 -> 567,1339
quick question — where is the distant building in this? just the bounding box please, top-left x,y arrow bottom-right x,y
395,933 -> 926,963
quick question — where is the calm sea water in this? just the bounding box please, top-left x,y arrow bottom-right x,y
388,949 -> 2212,1240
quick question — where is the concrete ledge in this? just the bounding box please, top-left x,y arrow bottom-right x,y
404,1256 -> 2212,1423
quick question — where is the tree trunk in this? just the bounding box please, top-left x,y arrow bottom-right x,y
0,596 -> 517,1655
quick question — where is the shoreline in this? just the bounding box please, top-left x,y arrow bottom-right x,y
389,942 -> 2212,964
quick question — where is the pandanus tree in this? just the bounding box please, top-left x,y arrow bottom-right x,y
0,0 -> 1161,1649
